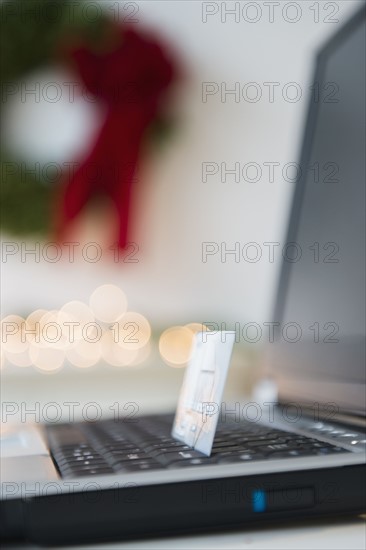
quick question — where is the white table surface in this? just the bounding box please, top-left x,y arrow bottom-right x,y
3,516 -> 366,550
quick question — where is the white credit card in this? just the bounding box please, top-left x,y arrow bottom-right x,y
171,331 -> 235,456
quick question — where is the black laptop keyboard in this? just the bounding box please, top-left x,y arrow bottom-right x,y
46,414 -> 348,478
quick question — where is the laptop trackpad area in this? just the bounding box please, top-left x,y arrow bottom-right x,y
1,425 -> 59,483
0,424 -> 49,458
1,456 -> 59,483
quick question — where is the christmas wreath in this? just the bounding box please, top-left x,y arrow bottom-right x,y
0,0 -> 178,247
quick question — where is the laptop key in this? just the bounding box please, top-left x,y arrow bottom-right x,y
115,460 -> 163,472
316,446 -> 345,454
100,443 -> 138,451
212,445 -> 252,454
237,434 -> 285,445
149,446 -> 193,457
107,453 -> 151,464
168,457 -> 218,468
249,438 -> 288,446
266,450 -> 318,459
61,458 -> 109,467
159,450 -> 206,465
217,452 -> 266,463
105,447 -> 142,456
212,440 -> 245,449
255,443 -> 301,453
143,441 -> 190,452
67,467 -> 115,477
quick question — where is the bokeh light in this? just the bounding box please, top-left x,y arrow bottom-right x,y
3,296 -> 153,372
29,343 -> 64,372
101,331 -> 138,367
1,315 -> 28,354
113,312 -> 151,351
130,342 -> 151,367
89,284 -> 127,323
59,300 -> 95,343
29,310 -> 71,351
25,309 -> 48,345
66,338 -> 101,368
158,326 -> 194,367
185,323 -> 211,335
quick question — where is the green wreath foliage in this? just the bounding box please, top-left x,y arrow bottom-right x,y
0,0 -> 176,236
0,0 -> 109,236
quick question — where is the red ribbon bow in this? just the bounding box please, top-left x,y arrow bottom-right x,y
58,25 -> 177,249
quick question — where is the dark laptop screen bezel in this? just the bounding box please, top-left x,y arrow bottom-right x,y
269,4 -> 366,416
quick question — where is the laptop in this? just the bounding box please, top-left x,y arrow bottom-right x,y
1,5 -> 365,545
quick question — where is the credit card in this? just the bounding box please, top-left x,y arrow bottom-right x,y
171,331 -> 235,456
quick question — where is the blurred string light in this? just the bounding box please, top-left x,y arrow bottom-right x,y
29,344 -> 64,373
1,284 -> 153,372
65,338 -> 102,369
89,284 -> 127,323
1,314 -> 29,368
185,323 -> 211,336
112,312 -> 151,351
101,331 -> 138,367
132,342 -> 152,367
58,300 -> 95,342
26,309 -> 66,372
100,311 -> 151,368
1,284 -> 211,372
37,310 -> 70,350
25,309 -> 47,343
1,315 -> 28,354
158,323 -> 210,368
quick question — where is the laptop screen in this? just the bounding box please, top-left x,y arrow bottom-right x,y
269,7 -> 366,415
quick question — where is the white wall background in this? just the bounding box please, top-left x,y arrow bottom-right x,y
1,0 -> 362,329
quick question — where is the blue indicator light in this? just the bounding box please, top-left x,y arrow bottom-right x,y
252,490 -> 267,513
